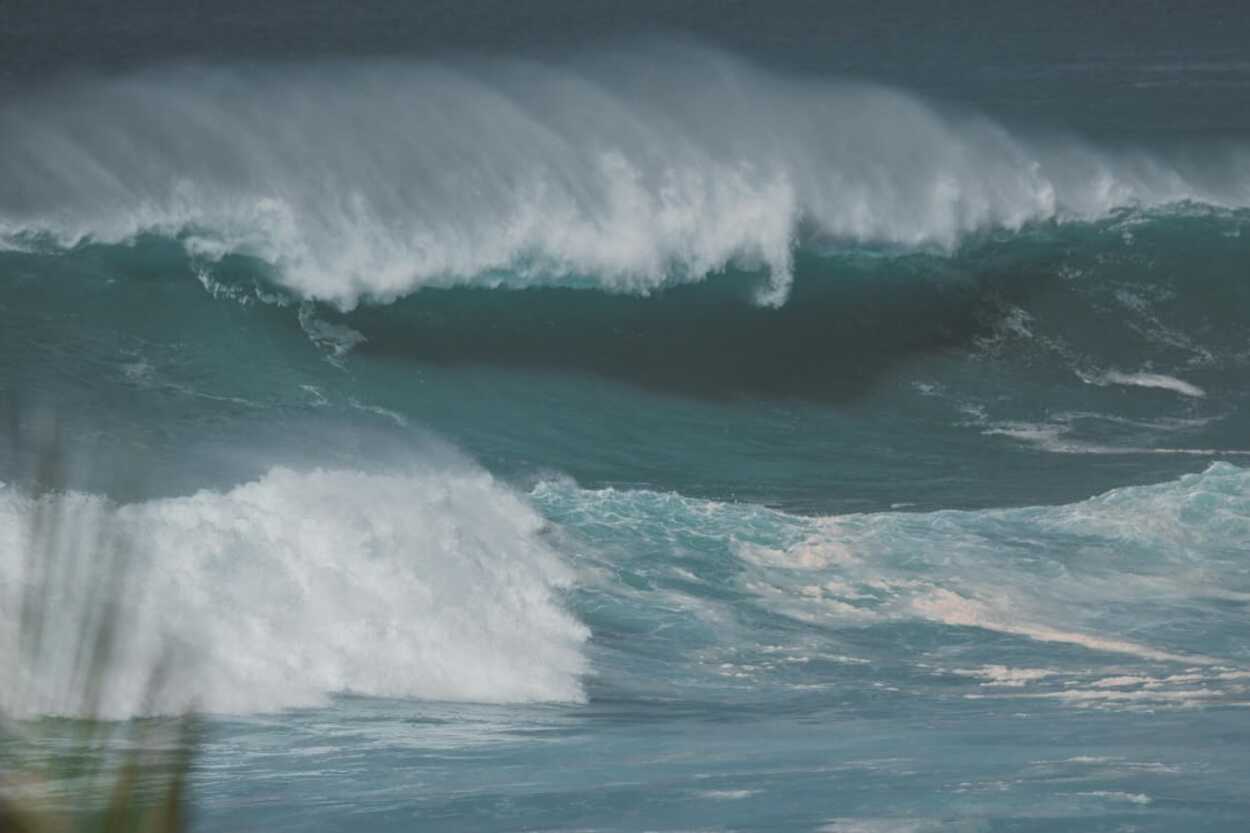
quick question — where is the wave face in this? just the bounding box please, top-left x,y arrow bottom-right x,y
3,204 -> 1249,517
0,465 -> 587,719
2,44 -> 1249,308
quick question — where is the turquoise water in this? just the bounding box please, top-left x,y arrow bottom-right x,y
4,7 -> 1250,830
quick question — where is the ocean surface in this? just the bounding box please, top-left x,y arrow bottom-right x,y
3,2 -> 1250,830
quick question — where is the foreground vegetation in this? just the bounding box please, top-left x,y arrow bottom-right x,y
1,407 -> 197,833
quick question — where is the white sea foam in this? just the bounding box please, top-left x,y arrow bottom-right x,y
910,589 -> 1209,664
820,820 -> 974,833
2,45 -> 1249,308
0,466 -> 588,719
696,789 -> 758,800
727,463 -> 1250,670
531,465 -> 1250,709
1079,368 -> 1207,398
980,419 -> 1250,456
1075,791 -> 1152,805
348,399 -> 410,427
298,303 -> 367,361
949,665 -> 1056,687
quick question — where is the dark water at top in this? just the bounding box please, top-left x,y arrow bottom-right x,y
5,0 -> 1250,137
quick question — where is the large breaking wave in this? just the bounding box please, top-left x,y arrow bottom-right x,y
2,43 -> 1249,308
0,464 -> 588,719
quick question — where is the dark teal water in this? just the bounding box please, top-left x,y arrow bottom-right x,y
3,5 -> 1250,831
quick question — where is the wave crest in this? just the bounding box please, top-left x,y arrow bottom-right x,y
2,45 -> 1249,307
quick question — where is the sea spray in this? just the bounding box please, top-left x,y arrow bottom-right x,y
3,45 -> 1249,308
0,465 -> 588,719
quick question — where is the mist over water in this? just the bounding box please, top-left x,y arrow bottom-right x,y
3,45 -> 1249,309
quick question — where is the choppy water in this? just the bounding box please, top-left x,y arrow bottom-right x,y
3,3 -> 1250,830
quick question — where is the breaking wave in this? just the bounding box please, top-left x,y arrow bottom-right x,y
0,465 -> 587,719
2,43 -> 1249,308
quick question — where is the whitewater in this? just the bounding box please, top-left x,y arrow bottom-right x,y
3,46 -> 1249,309
3,23 -> 1250,833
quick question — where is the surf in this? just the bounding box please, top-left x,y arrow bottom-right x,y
0,464 -> 588,719
2,43 -> 1249,310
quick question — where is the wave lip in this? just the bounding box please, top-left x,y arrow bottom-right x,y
3,45 -> 1250,308
0,466 -> 589,720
